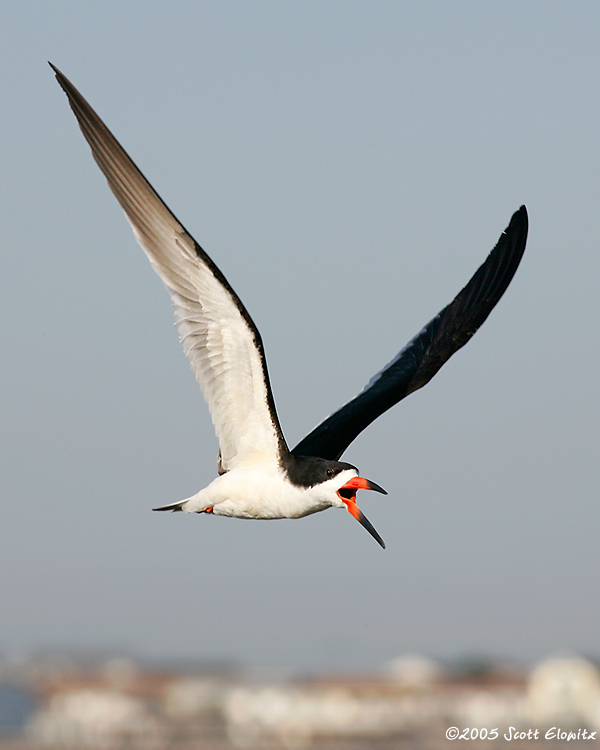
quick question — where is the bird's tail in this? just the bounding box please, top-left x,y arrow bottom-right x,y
153,500 -> 187,512
153,490 -> 212,513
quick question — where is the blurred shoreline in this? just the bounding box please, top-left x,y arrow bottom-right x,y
0,650 -> 598,749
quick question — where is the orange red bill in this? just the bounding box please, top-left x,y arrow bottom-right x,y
337,476 -> 387,549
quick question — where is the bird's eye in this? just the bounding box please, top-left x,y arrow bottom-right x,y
326,468 -> 334,478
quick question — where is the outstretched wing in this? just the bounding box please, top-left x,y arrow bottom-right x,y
293,206 -> 528,461
52,64 -> 287,471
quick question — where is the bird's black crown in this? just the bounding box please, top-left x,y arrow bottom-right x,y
281,453 -> 357,488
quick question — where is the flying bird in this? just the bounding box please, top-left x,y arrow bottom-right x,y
51,64 -> 528,549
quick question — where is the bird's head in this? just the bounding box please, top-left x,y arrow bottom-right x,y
285,455 -> 387,548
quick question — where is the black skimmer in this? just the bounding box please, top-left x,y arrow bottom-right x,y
51,64 -> 528,549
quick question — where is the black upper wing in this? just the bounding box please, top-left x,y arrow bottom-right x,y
292,206 -> 528,461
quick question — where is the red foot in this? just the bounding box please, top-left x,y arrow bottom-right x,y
205,506 -> 213,513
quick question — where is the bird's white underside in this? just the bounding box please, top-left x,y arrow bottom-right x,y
181,466 -> 354,519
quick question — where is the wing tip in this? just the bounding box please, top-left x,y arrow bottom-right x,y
510,204 -> 529,238
48,61 -> 63,82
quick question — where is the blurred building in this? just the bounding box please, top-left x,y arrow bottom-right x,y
26,690 -> 162,749
527,654 -> 600,728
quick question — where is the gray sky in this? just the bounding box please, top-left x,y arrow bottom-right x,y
1,1 -> 599,674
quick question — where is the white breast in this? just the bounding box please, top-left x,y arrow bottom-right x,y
181,466 -> 336,520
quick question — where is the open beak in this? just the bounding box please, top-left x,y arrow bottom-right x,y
337,476 -> 387,549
